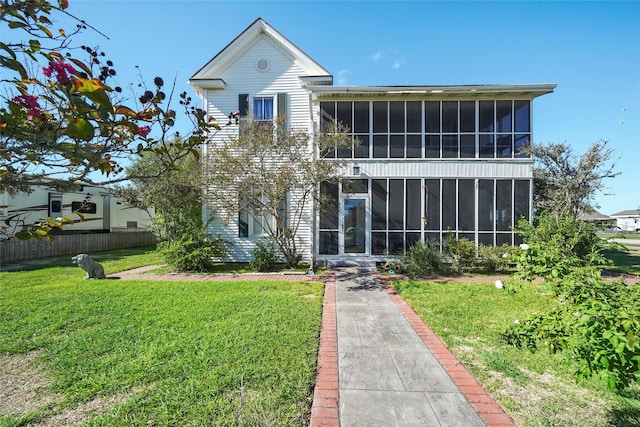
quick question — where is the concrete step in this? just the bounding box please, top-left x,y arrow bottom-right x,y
327,259 -> 378,270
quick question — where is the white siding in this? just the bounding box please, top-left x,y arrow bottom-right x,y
339,160 -> 533,179
203,37 -> 314,131
200,34 -> 316,263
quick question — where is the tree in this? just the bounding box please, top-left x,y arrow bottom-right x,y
203,116 -> 351,267
526,140 -> 619,219
113,140 -> 202,242
1,0 -> 217,239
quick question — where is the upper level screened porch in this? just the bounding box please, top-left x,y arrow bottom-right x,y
310,83 -> 555,161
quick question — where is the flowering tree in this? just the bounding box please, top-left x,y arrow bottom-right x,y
1,0 -> 217,239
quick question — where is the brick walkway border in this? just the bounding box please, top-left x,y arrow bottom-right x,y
309,272 -> 340,427
378,275 -> 517,427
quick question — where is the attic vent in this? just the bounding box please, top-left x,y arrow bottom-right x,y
256,58 -> 270,72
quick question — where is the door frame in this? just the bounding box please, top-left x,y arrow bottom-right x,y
339,194 -> 370,256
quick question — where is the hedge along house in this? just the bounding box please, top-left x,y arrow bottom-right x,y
189,18 -> 556,265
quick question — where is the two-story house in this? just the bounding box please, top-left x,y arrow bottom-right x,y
189,18 -> 555,265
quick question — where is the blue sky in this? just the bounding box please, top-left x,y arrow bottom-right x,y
28,1 -> 640,215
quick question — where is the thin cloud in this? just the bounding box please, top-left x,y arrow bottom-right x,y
369,50 -> 385,62
392,57 -> 406,69
336,69 -> 349,85
370,48 -> 406,69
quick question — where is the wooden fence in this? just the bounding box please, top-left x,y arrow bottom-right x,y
0,232 -> 157,263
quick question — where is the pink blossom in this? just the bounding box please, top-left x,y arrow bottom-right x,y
12,94 -> 42,120
138,125 -> 151,137
42,60 -> 76,84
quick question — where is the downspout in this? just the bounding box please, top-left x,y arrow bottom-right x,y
309,90 -> 317,270
200,88 -> 210,234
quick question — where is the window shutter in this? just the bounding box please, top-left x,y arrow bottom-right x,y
238,194 -> 249,237
239,94 -> 249,118
277,92 -> 288,129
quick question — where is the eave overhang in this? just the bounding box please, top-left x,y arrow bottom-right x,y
188,78 -> 226,91
300,75 -> 333,87
308,84 -> 557,100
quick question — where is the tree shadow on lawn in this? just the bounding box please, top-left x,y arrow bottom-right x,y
602,247 -> 640,276
0,246 -> 158,272
609,387 -> 640,427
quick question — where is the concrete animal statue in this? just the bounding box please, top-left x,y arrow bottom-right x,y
71,254 -> 106,279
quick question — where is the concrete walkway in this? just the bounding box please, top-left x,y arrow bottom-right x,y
311,269 -> 515,426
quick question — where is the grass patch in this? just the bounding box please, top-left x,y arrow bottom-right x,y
603,247 -> 640,276
392,279 -> 640,427
603,239 -> 640,276
0,251 -> 324,426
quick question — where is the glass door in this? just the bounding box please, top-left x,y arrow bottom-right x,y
341,196 -> 369,255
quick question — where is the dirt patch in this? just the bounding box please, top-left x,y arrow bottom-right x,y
0,352 -> 58,417
0,352 -> 132,425
37,393 -> 131,427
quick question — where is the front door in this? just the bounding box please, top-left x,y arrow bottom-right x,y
340,196 -> 369,255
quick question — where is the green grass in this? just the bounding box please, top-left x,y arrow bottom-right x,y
0,251 -> 324,426
392,279 -> 640,427
603,239 -> 640,276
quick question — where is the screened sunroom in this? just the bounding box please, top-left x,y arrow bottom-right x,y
310,86 -> 555,261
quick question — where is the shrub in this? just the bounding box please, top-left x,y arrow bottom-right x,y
250,240 -> 279,272
501,267 -> 640,391
501,212 -> 640,391
477,244 -> 518,273
512,213 -> 612,282
403,240 -> 444,276
446,234 -> 476,274
159,228 -> 228,272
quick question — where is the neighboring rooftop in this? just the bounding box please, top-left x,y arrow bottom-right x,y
578,210 -> 614,222
611,209 -> 640,217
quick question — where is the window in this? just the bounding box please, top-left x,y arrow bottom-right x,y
238,193 -> 279,238
71,201 -> 97,214
253,97 -> 273,122
50,201 -> 61,213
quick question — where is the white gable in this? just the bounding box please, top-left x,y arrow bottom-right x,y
190,18 -> 331,86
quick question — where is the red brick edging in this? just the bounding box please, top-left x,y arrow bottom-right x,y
309,272 -> 340,427
378,275 -> 517,427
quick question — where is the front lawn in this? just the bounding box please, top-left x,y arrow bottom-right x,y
392,279 -> 640,427
0,250 -> 324,426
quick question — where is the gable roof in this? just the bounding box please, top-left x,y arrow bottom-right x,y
189,18 -> 331,86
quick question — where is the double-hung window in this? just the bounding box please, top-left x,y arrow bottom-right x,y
253,97 -> 274,123
238,194 -> 278,238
